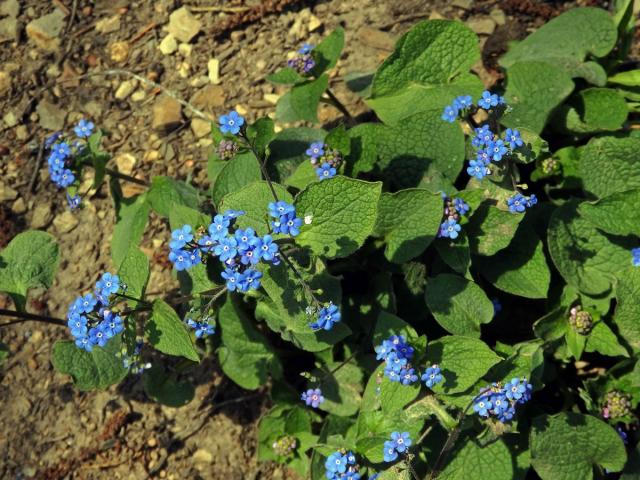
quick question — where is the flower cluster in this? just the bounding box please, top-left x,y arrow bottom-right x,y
438,195 -> 470,240
272,435 -> 297,457
325,450 -> 362,480
308,302 -> 341,331
375,335 -> 418,385
219,110 -> 245,135
45,119 -> 94,206
306,142 -> 342,181
507,192 -> 537,214
66,272 -> 125,352
468,124 -> 523,180
270,200 -> 303,236
301,388 -> 324,408
441,95 -> 473,123
287,43 -> 315,74
632,247 -> 640,267
383,431 -> 412,462
473,377 -> 532,423
187,318 -> 216,338
602,391 -> 632,420
217,139 -> 239,159
168,209 -> 281,294
568,305 -> 593,335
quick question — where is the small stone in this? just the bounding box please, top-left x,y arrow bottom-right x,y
192,449 -> 213,464
131,90 -> 146,102
255,59 -> 266,71
467,17 -> 496,35
110,41 -> 130,63
452,0 -> 473,10
36,99 -> 66,131
152,95 -> 182,133
26,9 -> 66,51
167,7 -> 201,43
263,93 -> 280,105
121,182 -> 146,198
230,30 -> 244,42
358,26 -> 395,51
189,76 -> 209,88
177,61 -> 190,79
115,80 -> 137,100
429,10 -> 446,20
30,204 -> 53,229
308,13 -> 322,32
147,438 -> 158,448
0,16 -> 18,42
159,34 -> 178,55
178,43 -> 192,57
207,58 -> 220,84
490,9 -> 507,26
0,182 -> 18,202
1,0 -> 20,18
190,84 -> 226,111
3,111 -> 17,127
190,118 -> 211,138
0,70 -> 10,95
53,211 -> 79,234
114,153 -> 136,175
95,14 -> 120,33
15,125 -> 28,140
11,197 -> 26,214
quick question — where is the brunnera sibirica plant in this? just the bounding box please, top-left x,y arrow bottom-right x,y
2,5 -> 640,479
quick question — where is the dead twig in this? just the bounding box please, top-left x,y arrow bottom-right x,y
28,140 -> 45,195
129,22 -> 157,44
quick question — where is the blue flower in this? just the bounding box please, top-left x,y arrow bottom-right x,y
102,312 -> 124,338
51,169 -> 75,188
453,198 -> 469,215
66,193 -> 81,210
632,247 -> 640,267
316,162 -> 336,180
222,209 -> 245,220
235,228 -> 257,254
52,142 -> 71,159
472,125 -> 494,147
169,249 -> 194,271
489,139 -> 508,161
187,318 -> 215,338
45,132 -> 62,149
74,119 -> 94,138
268,201 -> 295,218
325,452 -> 348,474
504,128 -> 523,149
478,90 -> 502,110
170,225 -> 193,250
254,234 -> 279,262
440,219 -> 461,239
476,148 -> 492,165
214,236 -> 238,262
96,272 -> 120,298
188,250 -> 202,267
526,194 -> 538,208
301,388 -> 324,408
240,268 -> 262,291
507,193 -> 527,214
309,303 -> 341,331
386,351 -> 408,373
473,398 -> 492,417
298,43 -> 314,54
219,111 -> 245,135
375,340 -> 394,361
504,377 -> 527,401
89,325 -> 109,348
383,441 -> 398,462
498,405 -> 516,423
306,142 -> 325,158
273,212 -> 302,236
454,95 -> 473,109
79,294 -> 97,313
492,298 -> 502,316
490,394 -> 509,415
209,214 -> 230,240
467,159 -> 488,180
421,365 -> 443,388
75,335 -> 93,352
400,367 -> 418,385
221,267 -> 241,291
67,314 -> 88,338
391,431 -> 412,453
441,104 -> 458,123
197,235 -> 216,253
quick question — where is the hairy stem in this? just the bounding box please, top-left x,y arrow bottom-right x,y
324,88 -> 354,121
104,167 -> 149,186
0,309 -> 66,327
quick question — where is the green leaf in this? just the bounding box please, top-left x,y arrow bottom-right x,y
609,69 -> 640,87
146,300 -> 199,362
466,204 -> 524,256
312,28 -> 344,75
439,438 -> 514,480
268,127 -> 326,181
500,7 -> 617,84
475,223 -> 551,299
276,75 -> 329,123
267,67 -> 304,85
257,258 -> 350,352
361,363 -> 420,414
246,117 -> 276,158
426,336 -> 502,394
585,321 -> 629,357
511,128 -> 550,165
534,308 -> 568,342
557,88 -> 628,134
580,189 -> 640,236
218,296 -> 281,390
87,130 -> 107,188
286,160 -> 319,190
346,123 -> 380,175
614,268 -> 640,352
548,201 -> 633,296
325,124 -> 350,155
403,395 -> 457,431
579,136 -> 640,198
313,361 -> 363,416
51,336 -> 128,391
117,247 -> 149,307
295,176 -> 382,258
220,181 -> 293,235
356,410 -> 423,463
0,231 -> 59,311
142,365 -> 195,407
147,176 -> 199,218
374,189 -> 443,263
566,328 -> 587,360
502,61 -> 574,134
435,235 -> 471,276
211,151 -> 262,206
371,19 -> 480,97
111,194 -> 149,267
372,310 -> 421,348
530,413 -> 627,480
168,204 -> 210,231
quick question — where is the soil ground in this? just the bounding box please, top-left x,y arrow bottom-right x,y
0,0 -> 613,478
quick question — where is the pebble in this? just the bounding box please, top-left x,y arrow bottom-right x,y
159,33 -> 178,55
95,14 -> 120,34
263,93 -> 280,105
190,84 -> 226,111
190,76 -> 209,88
0,182 -> 18,202
190,118 -> 212,138
177,61 -> 190,79
26,8 -> 65,51
15,125 -> 28,140
0,70 -> 10,95
53,211 -> 79,234
207,58 -> 220,84
178,43 -> 192,57
0,16 -> 18,42
192,449 -> 213,464
3,111 -> 17,127
0,0 -> 20,18
167,7 -> 201,43
115,79 -> 137,100
151,95 -> 182,133
36,99 -> 66,130
308,13 -> 322,32
452,0 -> 473,9
490,9 -> 507,26
114,153 -> 136,175
110,41 -> 130,63
11,197 -> 26,214
131,90 -> 146,102
467,16 -> 496,35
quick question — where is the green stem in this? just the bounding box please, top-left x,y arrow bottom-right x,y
114,292 -> 151,306
0,308 -> 66,327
